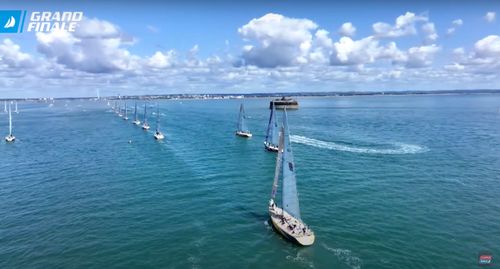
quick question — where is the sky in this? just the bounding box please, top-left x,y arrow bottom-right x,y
0,0 -> 499,98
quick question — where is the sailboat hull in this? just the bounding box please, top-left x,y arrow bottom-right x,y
236,131 -> 252,138
142,125 -> 150,130
132,120 -> 141,125
268,203 -> 315,246
154,132 -> 165,140
264,142 -> 279,152
5,135 -> 15,142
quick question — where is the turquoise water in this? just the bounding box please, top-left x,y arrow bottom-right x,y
1,95 -> 499,268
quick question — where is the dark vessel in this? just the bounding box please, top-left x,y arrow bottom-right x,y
269,97 -> 298,110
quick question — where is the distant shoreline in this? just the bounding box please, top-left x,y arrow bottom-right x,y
2,89 -> 500,101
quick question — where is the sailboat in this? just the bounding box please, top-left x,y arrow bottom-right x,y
264,102 -> 279,152
118,102 -> 123,117
142,103 -> 150,130
3,101 -> 6,113
14,101 -> 18,113
268,109 -> 314,246
132,102 -> 141,125
5,102 -> 15,142
123,102 -> 128,120
235,103 -> 252,138
153,103 -> 164,140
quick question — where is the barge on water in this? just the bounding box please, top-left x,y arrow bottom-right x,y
269,97 -> 299,110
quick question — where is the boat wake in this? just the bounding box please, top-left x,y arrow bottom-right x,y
290,135 -> 427,155
322,243 -> 362,269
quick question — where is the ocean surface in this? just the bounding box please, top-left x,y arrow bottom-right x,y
0,95 -> 499,269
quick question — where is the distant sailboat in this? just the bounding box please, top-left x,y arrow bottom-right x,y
118,102 -> 123,117
235,103 -> 252,138
268,109 -> 314,246
153,103 -> 164,140
5,102 -> 15,142
264,102 -> 279,152
132,102 -> 141,125
142,103 -> 150,130
4,101 -> 6,113
123,102 -> 128,120
14,101 -> 18,114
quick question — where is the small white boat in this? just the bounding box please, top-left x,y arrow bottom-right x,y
264,102 -> 279,152
5,102 -> 15,142
123,102 -> 128,120
153,103 -> 165,140
142,103 -> 150,130
235,103 -> 252,138
132,102 -> 141,125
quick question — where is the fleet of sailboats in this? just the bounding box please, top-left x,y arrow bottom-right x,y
268,109 -> 314,246
5,102 -> 15,142
235,103 -> 252,138
142,103 -> 150,130
264,102 -> 279,152
153,103 -> 165,140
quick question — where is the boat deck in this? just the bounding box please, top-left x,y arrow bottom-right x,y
269,204 -> 315,246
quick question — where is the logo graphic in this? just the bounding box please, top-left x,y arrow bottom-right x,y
0,10 -> 25,33
479,252 -> 493,266
4,16 -> 15,28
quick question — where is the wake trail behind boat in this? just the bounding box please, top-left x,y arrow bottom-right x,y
290,135 -> 427,154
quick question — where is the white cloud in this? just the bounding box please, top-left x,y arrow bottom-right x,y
421,22 -> 438,44
485,12 -> 496,23
372,12 -> 428,38
402,44 -> 440,68
0,39 -> 35,68
453,19 -> 463,26
36,18 -> 140,73
338,22 -> 356,37
237,13 -> 319,67
147,50 -> 176,68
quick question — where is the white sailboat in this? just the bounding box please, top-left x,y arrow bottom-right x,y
235,103 -> 252,138
142,103 -> 150,130
153,103 -> 164,140
132,102 -> 141,125
264,101 -> 279,152
123,102 -> 128,120
268,109 -> 314,246
5,102 -> 15,142
118,101 -> 123,117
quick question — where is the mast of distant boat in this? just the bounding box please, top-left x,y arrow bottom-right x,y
14,101 -> 18,113
8,102 -> 12,136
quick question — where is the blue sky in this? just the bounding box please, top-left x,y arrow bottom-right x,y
0,0 -> 499,97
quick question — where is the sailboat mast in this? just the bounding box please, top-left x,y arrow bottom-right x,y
265,102 -> 274,143
15,101 -> 18,113
124,102 -> 127,118
143,103 -> 147,123
134,102 -> 138,121
156,104 -> 160,132
8,102 -> 12,135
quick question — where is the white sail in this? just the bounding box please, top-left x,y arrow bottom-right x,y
8,102 -> 12,136
265,102 -> 279,146
281,109 -> 301,220
271,126 -> 284,199
156,103 -> 160,132
237,104 -> 248,132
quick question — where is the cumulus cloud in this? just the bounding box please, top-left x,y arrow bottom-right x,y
372,12 -> 428,38
237,13 -> 319,67
147,50 -> 176,68
0,39 -> 35,68
401,44 -> 440,68
338,22 -> 356,37
329,36 -> 403,66
421,22 -> 438,44
36,18 -> 140,73
485,12 -> 496,23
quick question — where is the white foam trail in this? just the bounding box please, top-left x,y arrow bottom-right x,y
290,135 -> 426,154
322,243 -> 362,269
